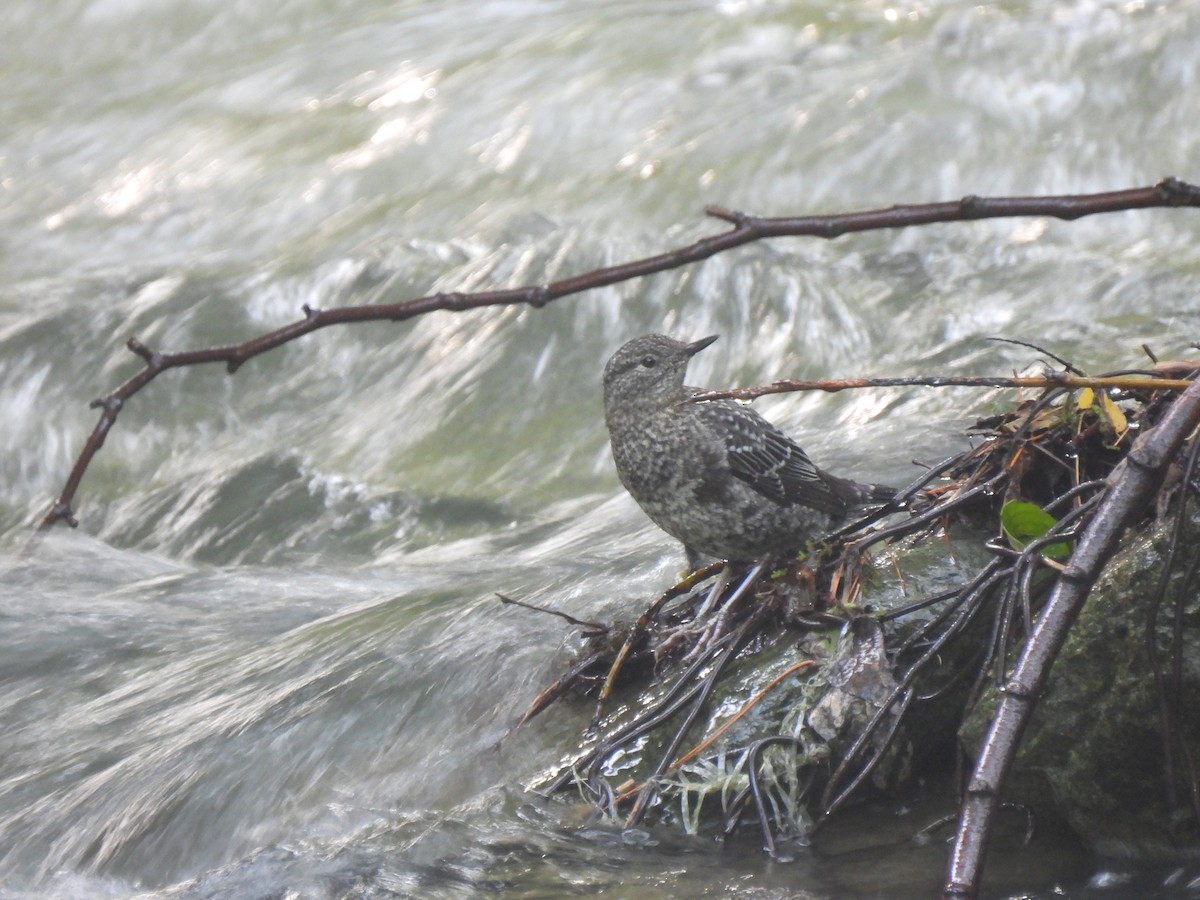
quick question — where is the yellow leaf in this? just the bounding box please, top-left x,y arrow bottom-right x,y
1077,387 -> 1094,409
1101,391 -> 1128,436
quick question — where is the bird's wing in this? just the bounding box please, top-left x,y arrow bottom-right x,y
696,400 -> 850,516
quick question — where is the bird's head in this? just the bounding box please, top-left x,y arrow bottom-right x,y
602,333 -> 718,412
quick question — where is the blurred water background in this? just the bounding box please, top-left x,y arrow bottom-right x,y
2,0 -> 1200,897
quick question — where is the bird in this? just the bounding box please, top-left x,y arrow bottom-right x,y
602,333 -> 894,564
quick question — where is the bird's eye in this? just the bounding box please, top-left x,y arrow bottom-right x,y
640,355 -> 657,368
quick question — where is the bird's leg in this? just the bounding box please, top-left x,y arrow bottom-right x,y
683,557 -> 771,662
693,563 -> 732,621
710,557 -> 770,635
654,564 -> 731,664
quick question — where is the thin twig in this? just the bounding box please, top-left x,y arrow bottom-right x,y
690,372 -> 1192,405
986,337 -> 1086,376
496,593 -> 607,631
744,736 -> 807,857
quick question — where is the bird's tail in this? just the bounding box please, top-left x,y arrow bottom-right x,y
826,474 -> 898,514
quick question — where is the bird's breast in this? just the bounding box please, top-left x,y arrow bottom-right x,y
608,409 -> 726,503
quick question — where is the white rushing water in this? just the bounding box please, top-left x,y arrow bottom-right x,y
2,1 -> 1200,897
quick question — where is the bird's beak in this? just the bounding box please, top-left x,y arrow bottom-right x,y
686,334 -> 719,357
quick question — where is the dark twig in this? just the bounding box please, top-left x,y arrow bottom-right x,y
496,593 -> 607,632
854,471 -> 1009,555
505,650 -> 610,733
817,688 -> 915,820
876,587 -> 963,624
1043,479 -> 1107,514
37,179 -> 1200,531
894,558 -> 1012,658
943,378 -> 1200,900
986,337 -> 1087,376
744,736 -> 807,858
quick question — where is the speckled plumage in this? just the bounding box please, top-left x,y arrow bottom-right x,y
603,334 -> 893,562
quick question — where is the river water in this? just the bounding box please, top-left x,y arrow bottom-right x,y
3,1 -> 1199,897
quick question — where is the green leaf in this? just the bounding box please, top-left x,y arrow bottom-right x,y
1000,501 -> 1071,559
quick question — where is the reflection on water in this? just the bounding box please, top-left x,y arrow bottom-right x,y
2,0 -> 1200,896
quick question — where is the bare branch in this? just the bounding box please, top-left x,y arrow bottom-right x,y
37,178 -> 1200,531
